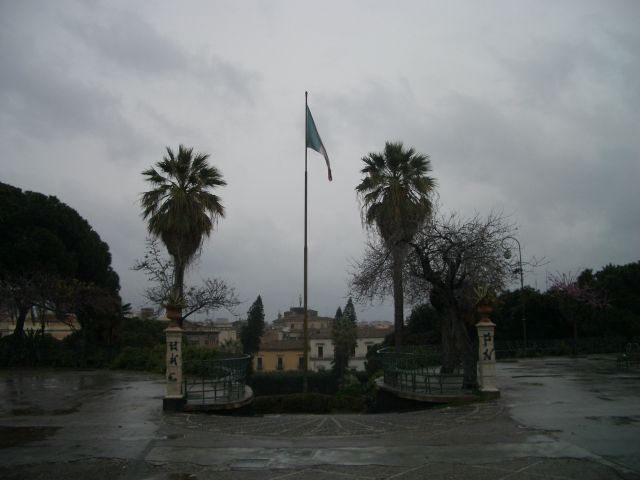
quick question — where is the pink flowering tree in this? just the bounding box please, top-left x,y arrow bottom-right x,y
548,272 -> 607,353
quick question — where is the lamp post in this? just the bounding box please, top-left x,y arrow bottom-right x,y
502,236 -> 526,350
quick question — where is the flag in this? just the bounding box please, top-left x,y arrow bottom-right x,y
306,105 -> 332,181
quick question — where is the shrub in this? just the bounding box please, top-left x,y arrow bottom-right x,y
111,345 -> 164,373
248,370 -> 338,396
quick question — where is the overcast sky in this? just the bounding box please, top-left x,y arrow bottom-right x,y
1,0 -> 638,323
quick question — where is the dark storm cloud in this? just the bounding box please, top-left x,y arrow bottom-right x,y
1,0 -> 638,320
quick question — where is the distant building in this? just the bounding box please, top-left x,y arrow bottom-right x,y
272,307 -> 334,339
254,305 -> 393,372
309,325 -> 393,372
362,320 -> 393,329
182,319 -> 237,349
253,338 -> 305,372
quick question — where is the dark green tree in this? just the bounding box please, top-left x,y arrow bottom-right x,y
548,272 -> 607,353
141,145 -> 226,320
356,141 -> 436,346
404,303 -> 442,345
0,182 -> 120,336
332,300 -> 357,379
343,297 -> 357,325
241,295 -> 265,355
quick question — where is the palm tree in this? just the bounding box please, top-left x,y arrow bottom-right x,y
356,141 -> 436,346
141,145 -> 226,320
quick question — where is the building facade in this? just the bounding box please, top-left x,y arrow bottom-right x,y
182,320 -> 238,349
254,338 -> 305,372
255,305 -> 393,373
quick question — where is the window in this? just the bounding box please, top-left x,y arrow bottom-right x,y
351,345 -> 356,357
366,343 -> 374,353
257,357 -> 263,370
317,345 -> 324,358
277,356 -> 284,370
298,356 -> 304,370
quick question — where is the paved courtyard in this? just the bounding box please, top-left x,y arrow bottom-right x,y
0,355 -> 638,479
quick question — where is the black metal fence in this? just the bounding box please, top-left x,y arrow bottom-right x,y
378,346 -> 464,395
184,354 -> 251,406
617,342 -> 640,369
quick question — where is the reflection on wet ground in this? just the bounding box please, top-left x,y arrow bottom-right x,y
498,355 -> 640,474
0,426 -> 60,448
0,357 -> 638,479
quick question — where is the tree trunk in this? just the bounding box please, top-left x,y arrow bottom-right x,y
173,258 -> 185,298
458,321 -> 477,388
572,315 -> 578,355
173,258 -> 185,327
392,247 -> 405,347
436,298 -> 477,387
440,308 -> 459,373
13,306 -> 28,336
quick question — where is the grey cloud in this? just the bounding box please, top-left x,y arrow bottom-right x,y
0,11 -> 147,159
63,3 -> 259,103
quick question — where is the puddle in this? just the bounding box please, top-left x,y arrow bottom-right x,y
11,406 -> 78,416
0,426 -> 61,448
585,415 -> 639,425
230,458 -> 271,470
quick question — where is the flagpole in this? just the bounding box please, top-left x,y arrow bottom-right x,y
303,91 -> 309,393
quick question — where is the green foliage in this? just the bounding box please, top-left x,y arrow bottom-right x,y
355,142 -> 436,346
364,342 -> 386,377
356,142 -> 436,243
0,182 -> 120,292
343,297 -> 357,324
114,318 -> 166,349
404,304 -> 442,345
110,345 -> 164,373
182,344 -> 223,376
0,332 -> 64,367
495,261 -> 640,342
241,295 -> 265,355
332,300 -> 357,378
248,370 -> 338,396
0,182 -> 121,339
141,145 -> 226,299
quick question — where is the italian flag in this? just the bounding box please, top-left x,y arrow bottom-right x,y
306,106 -> 332,181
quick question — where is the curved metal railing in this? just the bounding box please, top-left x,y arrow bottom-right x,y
184,353 -> 251,405
378,346 -> 464,395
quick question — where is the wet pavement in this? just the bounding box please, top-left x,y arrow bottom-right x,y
0,356 -> 638,479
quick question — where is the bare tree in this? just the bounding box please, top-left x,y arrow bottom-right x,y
132,237 -> 239,321
352,208 -> 526,388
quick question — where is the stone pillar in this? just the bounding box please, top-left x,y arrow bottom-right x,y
163,325 -> 185,411
476,306 -> 500,398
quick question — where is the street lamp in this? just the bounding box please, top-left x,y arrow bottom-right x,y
502,236 -> 526,349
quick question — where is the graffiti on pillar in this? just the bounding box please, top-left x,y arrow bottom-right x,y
167,372 -> 177,382
168,341 -> 179,352
483,348 -> 494,361
169,353 -> 179,366
482,332 -> 492,347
